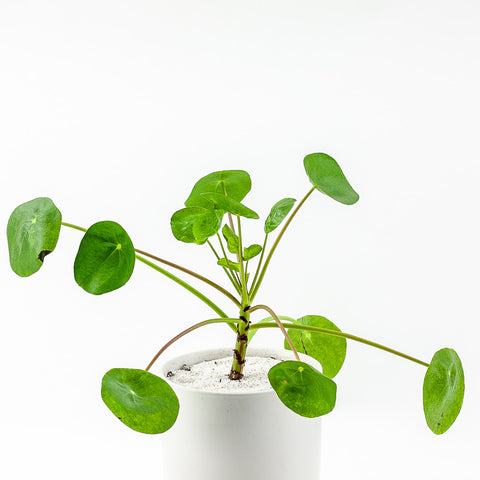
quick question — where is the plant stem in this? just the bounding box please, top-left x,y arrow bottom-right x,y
228,216 -> 252,380
249,322 -> 429,367
213,234 -> 242,294
207,238 -> 221,260
236,216 -> 248,300
249,233 -> 268,295
136,248 -> 240,307
233,270 -> 242,286
135,255 -> 233,323
229,305 -> 251,379
61,222 -> 87,232
227,212 -> 236,234
145,318 -> 239,371
250,187 -> 315,301
247,305 -> 300,360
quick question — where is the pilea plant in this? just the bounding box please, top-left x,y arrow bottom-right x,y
7,153 -> 464,435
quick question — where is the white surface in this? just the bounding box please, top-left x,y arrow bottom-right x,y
0,1 -> 478,479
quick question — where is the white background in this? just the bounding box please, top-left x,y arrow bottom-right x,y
0,1 -> 478,478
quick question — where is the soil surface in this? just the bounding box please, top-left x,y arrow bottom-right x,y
166,355 -> 282,393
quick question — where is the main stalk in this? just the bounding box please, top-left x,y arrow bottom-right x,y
228,214 -> 251,380
229,304 -> 251,379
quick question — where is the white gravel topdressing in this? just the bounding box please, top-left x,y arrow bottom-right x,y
166,355 -> 283,393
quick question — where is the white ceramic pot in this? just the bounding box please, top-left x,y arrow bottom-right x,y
158,347 -> 322,480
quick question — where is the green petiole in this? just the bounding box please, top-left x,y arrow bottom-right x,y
249,233 -> 268,295
210,235 -> 241,294
250,187 -> 315,300
246,305 -> 300,360
135,248 -> 240,307
134,255 -> 232,322
145,317 -> 239,371
250,321 -> 429,367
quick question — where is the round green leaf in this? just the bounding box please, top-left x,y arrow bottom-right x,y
269,361 -> 337,417
285,315 -> 347,378
101,368 -> 179,434
264,198 -> 296,234
423,348 -> 464,434
185,170 -> 252,209
304,153 -> 359,205
74,221 -> 135,295
201,192 -> 259,219
7,197 -> 62,277
171,207 -> 222,244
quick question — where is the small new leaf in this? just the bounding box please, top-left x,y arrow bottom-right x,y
264,198 -> 296,234
217,258 -> 240,272
269,361 -> 337,417
304,153 -> 359,205
101,368 -> 179,434
74,221 -> 135,295
7,197 -> 62,277
243,244 -> 262,261
423,348 -> 464,434
222,224 -> 239,254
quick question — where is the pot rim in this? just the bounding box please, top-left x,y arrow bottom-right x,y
157,346 -> 322,396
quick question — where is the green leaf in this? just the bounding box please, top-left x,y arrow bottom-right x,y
201,192 -> 259,219
185,170 -> 252,209
243,244 -> 262,261
7,197 -> 62,277
423,348 -> 465,434
171,207 -> 222,244
304,153 -> 359,205
222,224 -> 239,254
74,221 -> 135,295
264,198 -> 296,234
285,315 -> 347,378
101,368 -> 179,434
217,257 -> 240,272
268,361 -> 337,417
